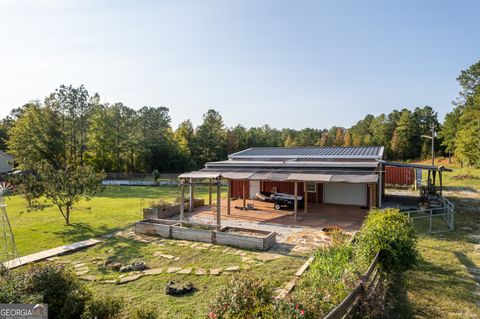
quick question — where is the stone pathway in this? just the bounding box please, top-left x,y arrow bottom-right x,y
3,238 -> 102,270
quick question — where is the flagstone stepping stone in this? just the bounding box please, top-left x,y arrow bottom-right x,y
46,257 -> 59,262
224,266 -> 240,272
154,252 -> 176,260
210,268 -> 222,275
167,267 -> 182,273
243,265 -> 251,270
177,267 -> 193,274
99,279 -> 117,284
118,274 -> 143,284
79,275 -> 97,281
174,257 -> 180,261
241,256 -> 251,262
74,262 -> 86,268
143,268 -> 163,276
255,253 -> 283,262
194,246 -> 209,250
201,243 -> 213,248
76,269 -> 90,276
222,248 -> 232,254
72,261 -> 85,265
195,268 -> 207,275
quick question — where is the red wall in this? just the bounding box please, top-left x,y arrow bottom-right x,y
384,166 -> 415,186
230,180 -> 322,203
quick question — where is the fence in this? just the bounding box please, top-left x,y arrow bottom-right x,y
324,252 -> 381,319
403,196 -> 455,234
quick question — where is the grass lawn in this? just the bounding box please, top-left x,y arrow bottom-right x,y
391,158 -> 480,318
48,235 -> 305,318
6,185 -> 225,260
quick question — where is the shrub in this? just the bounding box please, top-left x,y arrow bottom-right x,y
291,239 -> 354,317
0,264 -> 92,318
208,273 -> 273,318
81,295 -> 123,319
354,208 -> 418,274
130,306 -> 158,319
149,199 -> 173,209
272,300 -> 311,319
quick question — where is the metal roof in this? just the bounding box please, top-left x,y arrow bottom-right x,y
229,146 -> 384,159
180,168 -> 379,184
206,160 -> 380,169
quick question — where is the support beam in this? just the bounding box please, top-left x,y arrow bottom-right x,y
227,179 -> 231,215
208,179 -> 212,205
242,180 -> 246,208
294,181 -> 298,221
304,182 -> 308,214
180,184 -> 185,222
439,171 -> 443,196
189,178 -> 194,211
216,182 -> 221,229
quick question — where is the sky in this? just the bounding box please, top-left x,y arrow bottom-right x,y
0,0 -> 479,129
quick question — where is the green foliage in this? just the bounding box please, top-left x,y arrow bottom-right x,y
130,307 -> 159,319
6,173 -> 44,210
291,237 -> 354,317
35,162 -> 106,224
208,273 -> 273,318
354,208 -> 418,273
194,109 -> 227,164
272,300 -> 311,319
0,263 -> 92,319
81,294 -> 124,319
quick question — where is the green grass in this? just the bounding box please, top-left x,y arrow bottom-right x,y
6,185 -> 225,259
390,158 -> 480,318
50,236 -> 304,318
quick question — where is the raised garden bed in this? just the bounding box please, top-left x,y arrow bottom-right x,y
143,199 -> 205,219
216,226 -> 276,250
171,222 -> 216,243
135,219 -> 180,238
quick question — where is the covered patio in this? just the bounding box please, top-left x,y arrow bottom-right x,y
185,198 -> 368,232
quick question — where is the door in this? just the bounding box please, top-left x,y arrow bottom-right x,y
324,183 -> 367,206
249,181 -> 260,199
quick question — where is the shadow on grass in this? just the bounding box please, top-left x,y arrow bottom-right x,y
454,251 -> 479,282
53,222 -> 124,243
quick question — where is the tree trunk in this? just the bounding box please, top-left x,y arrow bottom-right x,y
66,206 -> 70,225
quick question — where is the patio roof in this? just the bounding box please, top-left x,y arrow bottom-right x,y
179,169 -> 378,184
377,160 -> 453,172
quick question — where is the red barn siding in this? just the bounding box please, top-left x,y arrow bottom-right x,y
384,166 -> 415,186
229,180 -> 323,203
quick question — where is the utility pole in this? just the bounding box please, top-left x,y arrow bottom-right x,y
421,123 -> 436,166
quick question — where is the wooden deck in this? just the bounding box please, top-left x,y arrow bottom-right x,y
187,199 -> 368,232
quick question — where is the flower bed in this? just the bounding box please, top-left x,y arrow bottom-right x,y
143,198 -> 205,219
216,226 -> 276,250
135,219 -> 179,238
171,222 -> 216,243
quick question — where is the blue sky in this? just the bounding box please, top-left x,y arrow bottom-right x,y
0,0 -> 478,129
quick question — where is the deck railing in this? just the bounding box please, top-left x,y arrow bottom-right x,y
402,196 -> 454,234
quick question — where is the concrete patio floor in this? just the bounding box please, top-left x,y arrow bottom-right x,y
184,198 -> 369,232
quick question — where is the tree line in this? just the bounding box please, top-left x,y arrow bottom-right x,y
1,60 -> 479,173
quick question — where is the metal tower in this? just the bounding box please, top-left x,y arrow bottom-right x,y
0,182 -> 20,269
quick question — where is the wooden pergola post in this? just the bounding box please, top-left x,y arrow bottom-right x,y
216,180 -> 221,228
208,178 -> 212,205
189,178 -> 194,211
227,179 -> 231,215
294,181 -> 298,221
180,182 -> 185,221
439,171 -> 443,196
304,182 -> 308,214
242,180 -> 246,208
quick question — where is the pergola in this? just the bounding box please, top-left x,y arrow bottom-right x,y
178,170 -> 379,227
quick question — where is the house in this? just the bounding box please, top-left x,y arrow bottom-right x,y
179,146 -> 385,222
0,150 -> 14,173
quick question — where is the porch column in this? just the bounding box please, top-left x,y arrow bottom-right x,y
315,183 -> 319,208
294,181 -> 298,221
208,179 -> 212,205
432,171 -> 437,193
216,180 -> 221,228
242,180 -> 246,208
304,182 -> 308,214
189,178 -> 194,211
180,182 -> 185,221
227,179 -> 231,215
439,171 -> 443,196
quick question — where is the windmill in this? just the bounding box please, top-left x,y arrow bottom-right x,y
0,181 -> 20,269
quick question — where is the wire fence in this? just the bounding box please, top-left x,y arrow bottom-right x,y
403,197 -> 454,234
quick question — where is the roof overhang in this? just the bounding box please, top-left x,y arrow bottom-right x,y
205,160 -> 380,169
377,160 -> 453,172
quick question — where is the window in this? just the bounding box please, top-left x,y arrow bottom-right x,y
306,182 -> 317,193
